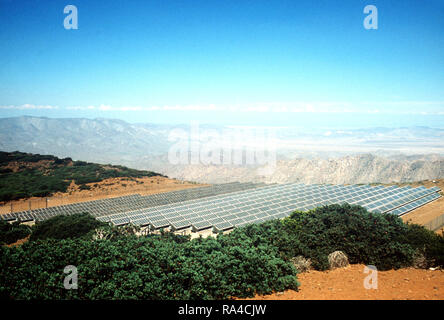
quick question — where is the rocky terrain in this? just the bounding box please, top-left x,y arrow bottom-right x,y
1,116 -> 443,184
162,154 -> 444,184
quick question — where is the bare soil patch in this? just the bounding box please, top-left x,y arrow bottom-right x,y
244,264 -> 444,300
3,159 -> 57,173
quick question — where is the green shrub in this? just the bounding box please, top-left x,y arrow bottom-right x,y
285,204 -> 415,270
222,205 -> 419,271
30,213 -> 107,241
404,223 -> 444,268
0,234 -> 299,300
0,220 -> 31,245
219,220 -> 303,260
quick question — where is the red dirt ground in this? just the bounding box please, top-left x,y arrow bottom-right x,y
244,264 -> 444,300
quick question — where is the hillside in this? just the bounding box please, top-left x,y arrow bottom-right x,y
0,151 -> 166,202
165,154 -> 444,184
0,116 -> 172,167
1,116 -> 443,185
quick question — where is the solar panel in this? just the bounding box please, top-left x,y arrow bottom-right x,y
192,220 -> 212,231
385,193 -> 441,216
6,182 -> 440,235
171,220 -> 191,230
213,221 -> 233,231
8,182 -> 266,222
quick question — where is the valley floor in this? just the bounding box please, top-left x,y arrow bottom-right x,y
244,264 -> 444,300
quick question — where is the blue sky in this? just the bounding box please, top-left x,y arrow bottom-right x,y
0,0 -> 443,128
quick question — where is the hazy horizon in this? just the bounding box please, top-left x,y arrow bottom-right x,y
3,114 -> 444,131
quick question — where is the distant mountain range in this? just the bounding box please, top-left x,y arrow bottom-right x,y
1,116 -> 443,184
163,154 -> 444,184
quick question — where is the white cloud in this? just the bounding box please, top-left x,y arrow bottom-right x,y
0,104 -> 59,110
66,105 -> 96,110
161,105 -> 221,111
98,104 -> 112,111
2,100 -> 444,115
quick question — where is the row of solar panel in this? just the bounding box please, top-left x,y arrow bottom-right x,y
2,194 -> 144,221
4,182 -> 441,229
133,184 -> 427,219
1,182 -> 265,222
131,184 -> 379,214
385,193 -> 441,216
103,183 -> 379,224
99,183 -> 441,232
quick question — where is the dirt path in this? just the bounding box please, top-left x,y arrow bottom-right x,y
244,264 -> 444,300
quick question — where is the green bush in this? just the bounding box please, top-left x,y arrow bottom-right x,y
0,233 -> 299,300
284,204 -> 415,270
218,220 -> 303,260
0,220 -> 31,245
222,205 -> 420,271
404,223 -> 444,268
30,213 -> 107,241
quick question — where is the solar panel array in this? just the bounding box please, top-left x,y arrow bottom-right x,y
0,182 -> 265,222
19,194 -> 143,222
1,213 -> 18,222
97,183 -> 441,232
2,182 -> 441,232
385,193 -> 441,216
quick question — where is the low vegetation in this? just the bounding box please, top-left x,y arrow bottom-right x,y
0,214 -> 299,300
403,223 -> 444,268
285,204 -> 416,270
1,204 -> 443,300
0,220 -> 31,245
29,213 -> 107,241
0,151 -> 165,201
